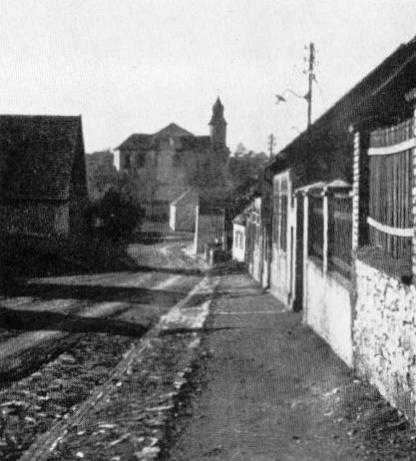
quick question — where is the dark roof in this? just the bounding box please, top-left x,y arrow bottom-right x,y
178,135 -> 211,151
209,97 -> 226,125
117,133 -> 153,151
0,115 -> 84,201
273,36 -> 416,170
153,123 -> 194,138
117,123 -> 196,151
117,122 -> 214,155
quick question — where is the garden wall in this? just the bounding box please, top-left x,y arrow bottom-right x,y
304,259 -> 353,367
354,259 -> 416,422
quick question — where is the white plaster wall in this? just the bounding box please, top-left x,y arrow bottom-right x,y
252,243 -> 262,282
354,260 -> 416,422
232,224 -> 245,262
169,205 -> 176,230
270,246 -> 289,305
305,260 -> 353,367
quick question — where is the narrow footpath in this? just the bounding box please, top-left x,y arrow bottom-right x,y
164,269 -> 416,461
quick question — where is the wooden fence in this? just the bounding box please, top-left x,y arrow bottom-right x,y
308,195 -> 324,261
328,194 -> 352,277
306,191 -> 353,278
367,118 -> 414,260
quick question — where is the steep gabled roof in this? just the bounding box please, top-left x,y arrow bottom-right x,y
233,205 -> 251,225
0,115 -> 84,201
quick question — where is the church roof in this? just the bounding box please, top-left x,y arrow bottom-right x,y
153,123 -> 194,138
209,97 -> 226,125
0,115 -> 84,201
117,123 -> 196,151
117,133 -> 153,151
178,135 -> 211,151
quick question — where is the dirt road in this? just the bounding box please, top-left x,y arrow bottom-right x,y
0,237 -> 205,460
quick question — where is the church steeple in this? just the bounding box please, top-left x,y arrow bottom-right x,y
208,97 -> 227,146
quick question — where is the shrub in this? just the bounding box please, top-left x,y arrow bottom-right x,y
87,189 -> 145,241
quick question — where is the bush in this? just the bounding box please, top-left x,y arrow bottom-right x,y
87,190 -> 145,241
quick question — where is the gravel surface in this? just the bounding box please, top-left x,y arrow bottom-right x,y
24,275 -> 217,461
0,332 -> 139,461
0,236 -> 206,461
47,332 -> 200,461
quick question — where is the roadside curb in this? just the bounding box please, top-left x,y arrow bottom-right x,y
19,274 -> 219,461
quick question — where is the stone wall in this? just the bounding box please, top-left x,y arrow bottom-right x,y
354,259 -> 416,421
305,259 -> 353,367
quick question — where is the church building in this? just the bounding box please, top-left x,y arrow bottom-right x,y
116,98 -> 229,220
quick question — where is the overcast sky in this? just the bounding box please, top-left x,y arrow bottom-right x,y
0,0 -> 415,155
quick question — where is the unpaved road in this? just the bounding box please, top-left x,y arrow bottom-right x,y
0,239 -> 202,382
0,237 -> 204,460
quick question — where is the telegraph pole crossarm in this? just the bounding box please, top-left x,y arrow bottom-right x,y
275,41 -> 316,130
268,133 -> 276,158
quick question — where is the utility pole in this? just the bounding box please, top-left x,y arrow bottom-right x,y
306,42 -> 315,129
275,42 -> 317,130
268,133 -> 276,158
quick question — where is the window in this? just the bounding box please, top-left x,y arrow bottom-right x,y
235,230 -> 244,249
173,152 -> 182,168
272,174 -> 289,252
124,153 -> 131,169
135,152 -> 146,168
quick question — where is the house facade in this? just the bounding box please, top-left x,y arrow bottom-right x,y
116,98 -> 229,220
169,188 -> 198,232
232,210 -> 248,262
0,115 -> 88,238
237,36 -> 416,422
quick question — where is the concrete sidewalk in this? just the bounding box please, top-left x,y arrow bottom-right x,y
165,271 -> 416,461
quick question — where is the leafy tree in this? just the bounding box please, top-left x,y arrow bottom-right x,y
225,145 -> 269,215
86,189 -> 145,241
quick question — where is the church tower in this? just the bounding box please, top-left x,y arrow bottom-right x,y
208,97 -> 227,146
